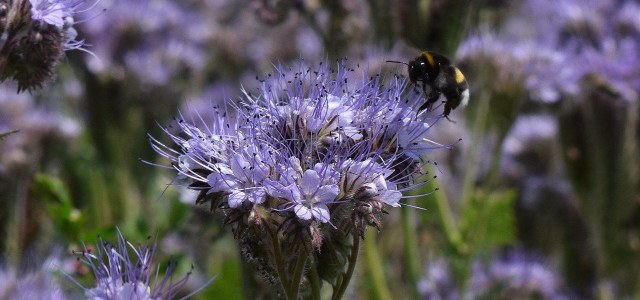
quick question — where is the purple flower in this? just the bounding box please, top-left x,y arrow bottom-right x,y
266,160 -> 339,224
417,259 -> 459,300
79,0 -> 208,85
206,145 -> 270,209
150,59 -> 447,246
0,254 -> 68,300
468,252 -> 568,300
0,0 -> 90,91
29,0 -> 66,28
0,83 -> 81,176
457,0 -> 640,103
340,158 -> 402,208
419,251 -> 569,300
69,229 -> 214,300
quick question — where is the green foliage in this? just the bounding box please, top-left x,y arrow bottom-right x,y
460,189 -> 518,252
317,223 -> 352,288
32,173 -> 84,242
201,257 -> 242,300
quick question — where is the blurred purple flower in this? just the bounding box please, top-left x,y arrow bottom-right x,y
150,59 -> 446,247
457,0 -> 640,103
500,114 -> 560,181
469,252 -> 568,300
80,0 -> 208,86
419,251 -> 569,300
0,255 -> 68,300
0,84 -> 81,176
69,229 -> 215,300
417,259 -> 459,300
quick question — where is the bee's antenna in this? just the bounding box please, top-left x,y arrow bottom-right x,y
386,60 -> 409,66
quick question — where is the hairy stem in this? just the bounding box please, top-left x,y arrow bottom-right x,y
332,233 -> 361,300
309,255 -> 322,300
267,225 -> 290,297
288,248 -> 309,300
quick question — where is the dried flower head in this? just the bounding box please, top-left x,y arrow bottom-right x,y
0,0 -> 89,91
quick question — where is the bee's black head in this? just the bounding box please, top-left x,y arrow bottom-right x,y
408,57 -> 426,84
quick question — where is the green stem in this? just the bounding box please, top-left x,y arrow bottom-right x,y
429,166 -> 464,253
267,226 -> 290,297
401,205 -> 420,299
288,249 -> 309,300
332,233 -> 361,300
363,231 -> 392,300
460,90 -> 490,208
309,255 -> 322,300
581,101 -> 610,300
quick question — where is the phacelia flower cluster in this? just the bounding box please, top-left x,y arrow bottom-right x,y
79,0 -> 208,86
0,255 -> 68,300
457,0 -> 640,103
0,0 -> 88,91
69,229 -> 214,300
419,252 -> 569,300
151,60 -> 445,254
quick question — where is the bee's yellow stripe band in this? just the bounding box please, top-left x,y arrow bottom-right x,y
454,67 -> 465,84
423,52 -> 435,67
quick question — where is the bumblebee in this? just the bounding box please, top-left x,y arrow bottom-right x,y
390,51 -> 469,119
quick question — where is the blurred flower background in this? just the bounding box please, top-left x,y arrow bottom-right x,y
1,0 -> 639,299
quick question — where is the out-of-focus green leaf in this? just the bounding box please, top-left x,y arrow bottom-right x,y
32,173 -> 84,241
199,256 -> 242,300
33,173 -> 72,205
168,198 -> 189,227
461,189 -> 518,251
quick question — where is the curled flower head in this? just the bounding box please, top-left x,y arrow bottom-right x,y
151,59 -> 447,251
0,0 -> 89,91
69,229 -> 214,300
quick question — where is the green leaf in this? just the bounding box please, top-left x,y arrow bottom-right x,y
32,173 -> 84,241
168,197 -> 188,227
33,173 -> 72,205
200,256 -> 241,300
461,189 -> 518,251
317,223 -> 352,287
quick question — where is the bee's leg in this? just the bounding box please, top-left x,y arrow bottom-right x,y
418,100 -> 432,112
418,84 -> 433,111
427,91 -> 440,104
443,102 -> 456,123
419,90 -> 441,112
